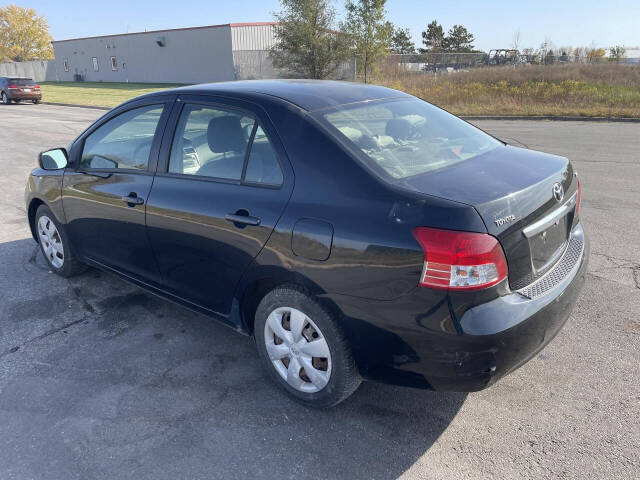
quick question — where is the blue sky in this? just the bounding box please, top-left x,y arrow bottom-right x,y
23,0 -> 640,51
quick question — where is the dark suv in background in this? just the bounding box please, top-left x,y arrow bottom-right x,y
1,77 -> 42,104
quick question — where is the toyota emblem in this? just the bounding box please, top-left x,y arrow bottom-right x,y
552,182 -> 564,202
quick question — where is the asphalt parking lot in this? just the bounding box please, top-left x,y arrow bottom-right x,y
0,103 -> 638,480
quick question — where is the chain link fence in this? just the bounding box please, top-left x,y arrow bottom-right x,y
381,52 -> 640,77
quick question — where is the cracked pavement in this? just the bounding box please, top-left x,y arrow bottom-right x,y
0,104 -> 638,479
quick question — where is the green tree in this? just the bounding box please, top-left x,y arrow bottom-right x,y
444,24 -> 475,52
270,0 -> 349,79
609,45 -> 626,62
0,5 -> 53,62
342,0 -> 392,83
420,20 -> 445,52
390,26 -> 415,54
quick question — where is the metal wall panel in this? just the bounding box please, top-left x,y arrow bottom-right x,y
51,25 -> 235,84
230,25 -> 276,51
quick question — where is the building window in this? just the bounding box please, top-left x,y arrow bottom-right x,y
110,56 -> 117,71
63,58 -> 69,72
92,57 -> 99,72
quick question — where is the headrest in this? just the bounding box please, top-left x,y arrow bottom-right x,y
207,116 -> 247,153
385,117 -> 412,141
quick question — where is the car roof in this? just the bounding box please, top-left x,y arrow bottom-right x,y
152,79 -> 411,112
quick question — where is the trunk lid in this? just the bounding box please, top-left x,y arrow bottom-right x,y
398,145 -> 579,290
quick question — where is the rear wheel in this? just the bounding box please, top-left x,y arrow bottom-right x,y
35,205 -> 86,277
1,92 -> 10,104
33,99 -> 41,104
254,286 -> 361,408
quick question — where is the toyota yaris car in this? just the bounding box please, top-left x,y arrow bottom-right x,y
26,80 -> 588,407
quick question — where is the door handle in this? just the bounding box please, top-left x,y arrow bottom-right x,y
225,212 -> 261,227
122,193 -> 144,206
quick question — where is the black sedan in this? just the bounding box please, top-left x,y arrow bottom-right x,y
25,80 -> 588,407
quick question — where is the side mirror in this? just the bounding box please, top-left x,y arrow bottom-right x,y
39,148 -> 68,170
88,155 -> 118,169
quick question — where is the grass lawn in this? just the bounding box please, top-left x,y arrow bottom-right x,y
39,82 -> 186,108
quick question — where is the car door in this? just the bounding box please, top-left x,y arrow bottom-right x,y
145,95 -> 293,316
62,96 -> 174,282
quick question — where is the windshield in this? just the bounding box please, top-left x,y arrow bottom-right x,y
319,97 -> 502,179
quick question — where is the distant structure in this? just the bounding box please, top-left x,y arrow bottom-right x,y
51,23 -> 279,83
621,46 -> 640,63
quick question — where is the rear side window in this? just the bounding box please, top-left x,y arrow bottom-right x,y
244,126 -> 283,186
319,98 -> 501,179
169,105 -> 254,180
80,104 -> 164,170
169,104 -> 283,186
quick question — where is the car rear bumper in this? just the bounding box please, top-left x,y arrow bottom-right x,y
329,223 -> 589,391
8,91 -> 42,100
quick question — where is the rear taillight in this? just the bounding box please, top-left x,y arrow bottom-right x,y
34,84 -> 40,89
412,227 -> 508,291
575,178 -> 582,218
7,84 -> 17,89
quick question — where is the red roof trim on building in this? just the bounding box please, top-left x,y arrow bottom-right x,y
229,22 -> 278,27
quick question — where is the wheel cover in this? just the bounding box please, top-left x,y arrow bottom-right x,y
264,307 -> 332,393
37,215 -> 64,269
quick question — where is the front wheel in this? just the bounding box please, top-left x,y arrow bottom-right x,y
254,286 -> 361,408
1,92 -> 10,104
33,99 -> 41,104
35,205 -> 87,277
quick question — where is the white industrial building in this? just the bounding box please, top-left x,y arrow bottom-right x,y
51,22 -> 280,84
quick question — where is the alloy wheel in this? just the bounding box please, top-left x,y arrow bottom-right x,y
2,92 -> 7,104
264,307 -> 332,393
37,215 -> 64,268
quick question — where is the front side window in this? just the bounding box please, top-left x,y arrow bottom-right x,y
319,98 -> 502,179
80,105 -> 164,171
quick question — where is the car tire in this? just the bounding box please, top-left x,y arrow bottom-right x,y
254,286 -> 361,408
35,204 -> 87,277
33,99 -> 41,104
1,92 -> 10,104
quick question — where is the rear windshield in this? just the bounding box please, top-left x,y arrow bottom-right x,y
318,97 -> 501,179
9,78 -> 35,86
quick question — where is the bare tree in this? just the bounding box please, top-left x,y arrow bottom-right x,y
511,29 -> 521,51
609,45 -> 626,62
